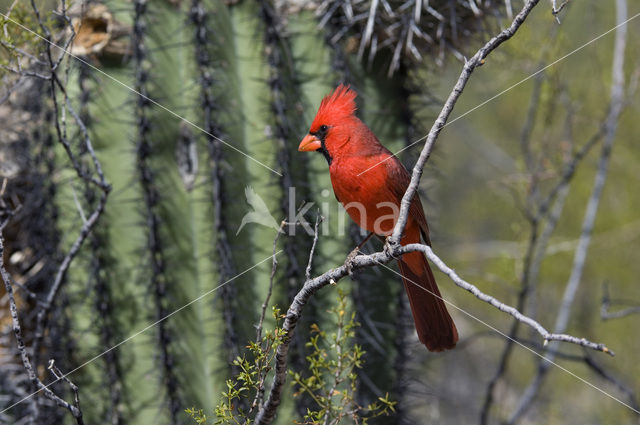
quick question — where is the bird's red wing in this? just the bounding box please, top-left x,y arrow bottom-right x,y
383,156 -> 431,245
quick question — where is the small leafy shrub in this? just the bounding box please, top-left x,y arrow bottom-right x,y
187,291 -> 395,424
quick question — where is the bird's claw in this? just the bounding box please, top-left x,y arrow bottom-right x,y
383,237 -> 400,259
344,247 -> 360,277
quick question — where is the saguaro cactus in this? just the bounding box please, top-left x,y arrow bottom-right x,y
0,1 -> 503,423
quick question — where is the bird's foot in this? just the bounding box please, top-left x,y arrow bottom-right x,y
383,237 -> 400,259
344,247 -> 360,277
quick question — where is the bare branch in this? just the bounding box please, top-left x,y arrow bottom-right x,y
601,283 -> 640,320
255,237 -> 612,424
25,0 -> 111,380
47,361 -> 85,425
256,221 -> 287,343
480,47 -> 603,425
0,235 -> 84,421
31,188 -> 109,364
401,243 -> 613,354
582,353 -> 640,411
305,215 -> 323,281
508,0 -> 629,421
389,0 -> 542,247
0,3 -> 112,422
551,0 -> 570,23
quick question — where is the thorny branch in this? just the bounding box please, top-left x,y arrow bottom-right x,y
318,0 -> 513,73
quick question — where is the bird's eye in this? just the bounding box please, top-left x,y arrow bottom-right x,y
319,125 -> 328,132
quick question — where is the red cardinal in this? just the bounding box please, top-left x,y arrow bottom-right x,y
298,84 -> 458,351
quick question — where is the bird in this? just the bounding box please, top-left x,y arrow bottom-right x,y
298,84 -> 458,351
236,186 -> 281,235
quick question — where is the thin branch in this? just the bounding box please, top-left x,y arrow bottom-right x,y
551,0 -> 570,23
47,361 -> 85,425
0,235 -> 84,421
322,308 -> 344,425
582,353 -> 640,411
254,238 -> 612,424
27,0 -> 111,379
404,243 -> 613,353
305,215 -> 323,281
480,60 -> 602,425
601,304 -> 640,320
601,283 -> 640,320
252,222 -> 286,413
535,123 -> 606,221
508,1 -> 628,422
32,190 -> 109,364
389,0 -> 542,247
257,221 -> 286,343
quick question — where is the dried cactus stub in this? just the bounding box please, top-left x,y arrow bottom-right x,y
69,3 -> 131,58
70,4 -> 112,56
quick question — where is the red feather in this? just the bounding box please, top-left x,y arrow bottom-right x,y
300,85 -> 458,351
309,84 -> 357,133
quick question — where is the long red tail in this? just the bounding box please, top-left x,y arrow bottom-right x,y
397,250 -> 458,351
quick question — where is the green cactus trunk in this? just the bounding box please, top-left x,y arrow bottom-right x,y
4,0 -> 502,423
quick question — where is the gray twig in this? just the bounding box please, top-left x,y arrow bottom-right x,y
0,236 -> 84,422
47,361 -> 85,425
305,215 -> 323,281
601,283 -> 640,320
507,1 -> 628,422
389,0 -> 542,248
551,0 -> 570,23
256,221 -> 286,343
404,243 -> 613,354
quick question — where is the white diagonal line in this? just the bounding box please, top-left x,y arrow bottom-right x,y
0,251 -> 281,414
0,12 -> 283,177
372,257 -> 640,415
357,10 -> 640,176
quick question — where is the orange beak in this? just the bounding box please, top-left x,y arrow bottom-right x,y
298,134 -> 322,152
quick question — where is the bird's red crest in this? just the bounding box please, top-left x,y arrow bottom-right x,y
310,84 -> 357,130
